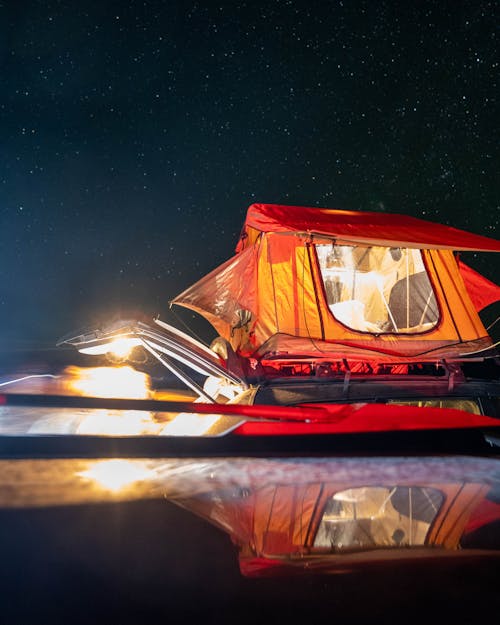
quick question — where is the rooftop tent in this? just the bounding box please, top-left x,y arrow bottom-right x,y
172,204 -> 500,362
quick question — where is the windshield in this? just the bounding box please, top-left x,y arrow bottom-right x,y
387,398 -> 481,414
316,244 -> 439,334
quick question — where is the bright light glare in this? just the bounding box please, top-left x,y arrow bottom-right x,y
76,410 -> 160,435
159,413 -> 221,436
65,365 -> 151,399
79,338 -> 142,357
108,337 -> 141,358
77,460 -> 155,492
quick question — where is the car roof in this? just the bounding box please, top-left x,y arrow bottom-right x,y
253,375 -> 500,407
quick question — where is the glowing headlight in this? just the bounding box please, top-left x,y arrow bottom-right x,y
78,337 -> 142,357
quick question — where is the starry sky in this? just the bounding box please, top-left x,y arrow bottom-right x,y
0,0 -> 498,350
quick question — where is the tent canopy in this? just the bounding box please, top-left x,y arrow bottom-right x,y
239,204 -> 500,252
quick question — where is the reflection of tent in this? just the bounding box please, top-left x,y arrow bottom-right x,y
166,457 -> 500,577
172,204 -> 500,362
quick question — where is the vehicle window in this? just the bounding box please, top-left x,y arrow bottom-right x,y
316,245 -> 439,334
387,399 -> 481,414
314,486 -> 443,551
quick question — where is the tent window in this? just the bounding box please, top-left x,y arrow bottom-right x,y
316,245 -> 439,334
314,486 -> 443,552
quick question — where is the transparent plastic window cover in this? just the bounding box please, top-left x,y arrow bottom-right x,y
316,245 -> 439,334
314,486 -> 444,551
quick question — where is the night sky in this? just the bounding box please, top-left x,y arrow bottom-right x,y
0,0 -> 498,350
